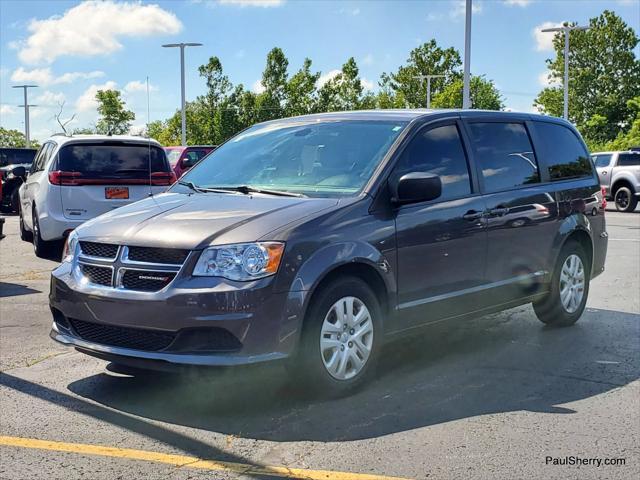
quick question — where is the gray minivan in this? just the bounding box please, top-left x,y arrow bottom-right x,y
50,110 -> 608,396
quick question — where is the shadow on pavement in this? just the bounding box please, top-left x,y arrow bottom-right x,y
0,281 -> 41,298
65,306 -> 640,442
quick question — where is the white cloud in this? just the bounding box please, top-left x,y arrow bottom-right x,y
75,81 -> 118,112
17,1 -> 182,65
1,105 -> 16,116
504,0 -> 532,6
10,67 -> 105,86
361,53 -> 374,66
235,49 -> 246,59
533,21 -> 563,51
450,0 -> 482,19
218,0 -> 285,7
361,78 -> 374,91
34,90 -> 66,106
427,12 -> 444,22
252,79 -> 266,94
124,80 -> 159,94
317,69 -> 341,88
537,72 -> 561,87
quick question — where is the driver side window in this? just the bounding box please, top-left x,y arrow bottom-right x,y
393,124 -> 472,201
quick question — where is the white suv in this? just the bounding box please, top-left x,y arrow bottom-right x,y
18,135 -> 175,258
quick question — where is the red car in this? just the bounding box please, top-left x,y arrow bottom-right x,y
164,145 -> 216,179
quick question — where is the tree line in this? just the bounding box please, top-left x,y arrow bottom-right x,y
1,10 -> 637,152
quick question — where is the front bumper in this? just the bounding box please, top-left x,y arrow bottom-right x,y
49,264 -> 306,368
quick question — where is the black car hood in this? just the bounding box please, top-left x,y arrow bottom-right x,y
76,192 -> 339,249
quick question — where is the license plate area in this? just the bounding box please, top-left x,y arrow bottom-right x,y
105,187 -> 129,199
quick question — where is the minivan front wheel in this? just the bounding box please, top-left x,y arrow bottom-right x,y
292,276 -> 382,396
533,241 -> 590,327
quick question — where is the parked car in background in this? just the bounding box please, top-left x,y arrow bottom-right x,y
0,147 -> 36,213
19,135 -> 175,258
592,150 -> 640,212
164,145 -> 216,178
50,110 -> 607,396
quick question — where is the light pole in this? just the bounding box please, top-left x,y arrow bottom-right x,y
541,25 -> 590,120
414,74 -> 445,109
162,42 -> 203,146
12,85 -> 38,148
462,0 -> 472,109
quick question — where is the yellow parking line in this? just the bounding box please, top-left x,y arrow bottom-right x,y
0,435 -> 410,480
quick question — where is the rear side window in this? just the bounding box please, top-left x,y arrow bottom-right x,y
467,122 -> 540,193
535,122 -> 593,180
393,124 -> 471,201
617,153 -> 640,167
57,143 -> 168,178
592,154 -> 612,168
185,149 -> 209,162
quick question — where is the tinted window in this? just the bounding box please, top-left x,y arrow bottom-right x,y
535,122 -> 593,180
182,120 -> 407,197
617,153 -> 640,167
592,154 -> 612,168
165,148 -> 183,165
32,143 -> 52,172
57,143 -> 168,178
467,122 -> 539,193
393,124 -> 471,200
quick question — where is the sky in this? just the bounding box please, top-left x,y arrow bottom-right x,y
0,0 -> 638,142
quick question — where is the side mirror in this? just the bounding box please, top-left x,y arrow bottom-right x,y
11,166 -> 27,178
182,157 -> 197,168
392,172 -> 442,206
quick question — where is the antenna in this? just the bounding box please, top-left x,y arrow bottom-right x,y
147,76 -> 153,198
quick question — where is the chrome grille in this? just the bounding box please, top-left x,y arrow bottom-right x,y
80,264 -> 113,286
76,243 -> 189,292
79,241 -> 118,259
127,246 -> 189,265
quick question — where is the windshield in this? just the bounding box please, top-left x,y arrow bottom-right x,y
178,120 -> 407,197
57,143 -> 168,178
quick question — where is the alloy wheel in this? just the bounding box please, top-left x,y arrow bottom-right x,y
615,190 -> 629,210
320,296 -> 374,381
559,254 -> 585,314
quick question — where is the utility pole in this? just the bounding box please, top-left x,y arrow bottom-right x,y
541,24 -> 590,120
462,0 -> 472,109
12,85 -> 38,148
162,42 -> 203,146
414,74 -> 446,109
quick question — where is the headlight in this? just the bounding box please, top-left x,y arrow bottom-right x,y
62,230 -> 79,263
193,242 -> 285,280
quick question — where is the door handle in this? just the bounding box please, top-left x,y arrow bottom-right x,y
463,210 -> 484,221
489,207 -> 509,216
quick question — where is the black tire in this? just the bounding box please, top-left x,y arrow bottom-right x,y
19,205 -> 33,242
614,186 -> 637,213
533,240 -> 590,327
32,208 -> 56,259
290,276 -> 383,397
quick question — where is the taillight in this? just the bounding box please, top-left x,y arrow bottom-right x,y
49,171 -> 83,186
601,187 -> 607,210
150,171 -> 176,186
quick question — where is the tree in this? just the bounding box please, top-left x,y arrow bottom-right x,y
72,127 -> 95,135
534,11 -> 640,145
0,127 -> 29,147
257,47 -> 289,121
95,89 -> 135,135
431,75 -> 504,110
317,57 -> 368,111
381,40 -> 462,108
285,58 -> 320,117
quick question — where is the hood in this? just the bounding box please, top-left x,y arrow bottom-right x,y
76,192 -> 339,249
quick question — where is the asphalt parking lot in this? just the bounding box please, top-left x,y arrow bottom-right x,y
0,209 -> 638,480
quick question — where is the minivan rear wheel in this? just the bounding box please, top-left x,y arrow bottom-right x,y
533,240 -> 590,327
291,276 -> 382,397
614,186 -> 637,212
19,206 -> 33,242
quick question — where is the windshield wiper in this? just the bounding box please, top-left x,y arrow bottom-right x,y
211,185 -> 306,198
177,180 -> 234,194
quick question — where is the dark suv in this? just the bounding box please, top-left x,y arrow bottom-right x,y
50,110 -> 607,395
